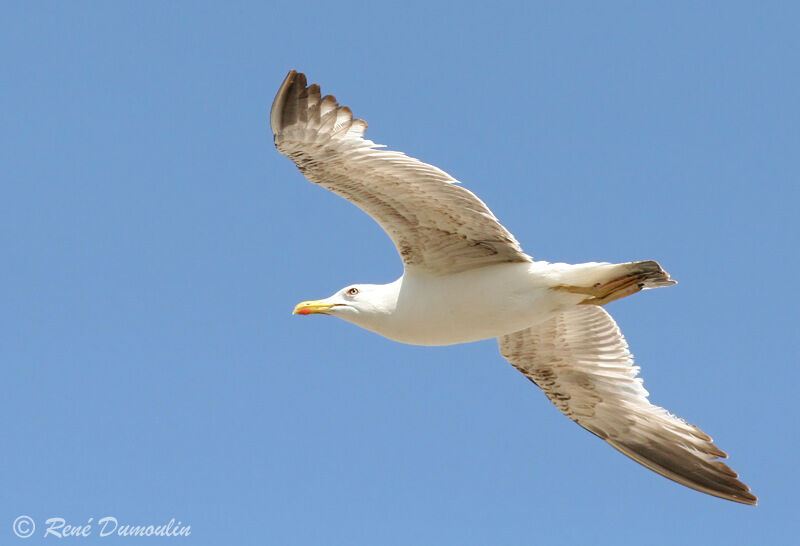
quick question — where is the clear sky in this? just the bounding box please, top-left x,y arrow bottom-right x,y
2,2 -> 798,544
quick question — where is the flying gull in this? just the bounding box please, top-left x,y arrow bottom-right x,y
270,70 -> 756,505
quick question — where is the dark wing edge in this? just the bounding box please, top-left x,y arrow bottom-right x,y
270,70 -> 371,149
269,70 -> 532,274
499,306 -> 757,505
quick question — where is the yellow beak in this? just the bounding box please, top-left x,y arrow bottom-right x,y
293,300 -> 338,315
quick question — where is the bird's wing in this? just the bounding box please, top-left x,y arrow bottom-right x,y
271,70 -> 531,275
498,305 -> 756,505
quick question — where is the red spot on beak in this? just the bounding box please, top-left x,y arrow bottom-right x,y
298,307 -> 311,315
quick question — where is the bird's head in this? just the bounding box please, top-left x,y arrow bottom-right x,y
292,282 -> 399,331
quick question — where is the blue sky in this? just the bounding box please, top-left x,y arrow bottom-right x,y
2,1 -> 798,544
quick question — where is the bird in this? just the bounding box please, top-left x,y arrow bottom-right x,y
270,70 -> 756,505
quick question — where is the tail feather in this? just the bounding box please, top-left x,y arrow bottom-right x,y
627,260 -> 677,289
559,260 -> 676,289
553,260 -> 676,306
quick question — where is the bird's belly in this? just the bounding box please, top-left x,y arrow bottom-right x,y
382,267 -> 567,346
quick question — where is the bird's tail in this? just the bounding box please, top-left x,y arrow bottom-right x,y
552,260 -> 676,306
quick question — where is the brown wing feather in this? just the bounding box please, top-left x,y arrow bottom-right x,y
498,306 -> 757,505
271,70 -> 531,275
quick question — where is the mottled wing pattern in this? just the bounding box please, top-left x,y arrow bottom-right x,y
271,70 -> 531,275
498,305 -> 756,505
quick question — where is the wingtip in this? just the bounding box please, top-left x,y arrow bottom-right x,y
607,437 -> 758,506
269,70 -> 371,146
730,488 -> 758,505
741,494 -> 758,506
270,69 -> 302,135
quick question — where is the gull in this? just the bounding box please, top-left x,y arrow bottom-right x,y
271,70 -> 756,505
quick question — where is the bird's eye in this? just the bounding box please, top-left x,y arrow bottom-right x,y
347,287 -> 359,296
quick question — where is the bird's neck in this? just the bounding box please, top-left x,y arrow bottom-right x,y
341,278 -> 402,335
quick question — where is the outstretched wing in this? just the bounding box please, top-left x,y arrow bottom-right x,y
498,305 -> 756,505
271,70 -> 531,275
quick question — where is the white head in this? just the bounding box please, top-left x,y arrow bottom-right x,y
292,281 -> 400,334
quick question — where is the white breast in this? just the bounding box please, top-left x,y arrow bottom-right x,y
378,262 -> 571,346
